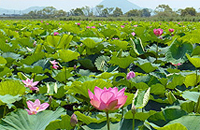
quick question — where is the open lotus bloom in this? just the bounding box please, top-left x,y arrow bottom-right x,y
88,86 -> 127,111
22,78 -> 39,91
131,32 -> 136,36
52,65 -> 59,69
25,99 -> 49,115
53,32 -> 59,36
50,60 -> 58,65
50,60 -> 59,69
172,63 -> 182,66
169,28 -> 174,33
153,28 -> 163,36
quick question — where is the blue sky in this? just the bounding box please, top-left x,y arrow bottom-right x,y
0,0 -> 200,11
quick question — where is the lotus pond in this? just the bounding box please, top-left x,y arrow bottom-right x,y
0,20 -> 200,130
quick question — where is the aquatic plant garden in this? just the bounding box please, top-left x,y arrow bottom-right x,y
0,20 -> 200,130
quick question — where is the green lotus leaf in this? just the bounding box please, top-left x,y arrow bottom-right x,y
147,108 -> 187,128
133,88 -> 151,109
45,114 -> 73,130
167,115 -> 200,130
111,40 -> 128,50
67,79 -> 113,98
182,91 -> 200,102
166,39 -> 193,64
94,56 -> 110,71
82,38 -> 101,48
0,94 -> 21,107
186,53 -> 200,68
58,49 -> 80,62
158,123 -> 187,130
0,56 -> 7,68
184,73 -> 200,88
0,80 -> 25,96
20,52 -> 45,65
109,55 -> 135,69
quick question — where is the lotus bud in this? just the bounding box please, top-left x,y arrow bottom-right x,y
33,41 -> 37,46
126,71 -> 135,80
70,113 -> 78,127
131,104 -> 136,115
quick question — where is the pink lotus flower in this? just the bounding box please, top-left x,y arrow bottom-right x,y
126,71 -> 135,80
50,60 -> 58,65
153,28 -> 163,36
70,113 -> 78,127
50,60 -> 59,69
22,78 -> 39,91
52,65 -> 59,69
91,26 -> 96,28
169,28 -> 174,33
134,25 -> 138,27
25,99 -> 49,115
171,63 -> 182,66
86,26 -> 90,28
88,86 -> 127,111
53,32 -> 59,36
131,32 -> 136,36
41,21 -> 43,23
46,23 -> 49,25
77,23 -> 81,26
121,25 -> 125,28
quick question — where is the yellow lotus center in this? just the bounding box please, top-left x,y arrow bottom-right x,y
32,111 -> 36,114
36,107 -> 40,111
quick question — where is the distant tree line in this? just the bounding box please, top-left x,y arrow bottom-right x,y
21,4 -> 200,20
24,6 -> 67,18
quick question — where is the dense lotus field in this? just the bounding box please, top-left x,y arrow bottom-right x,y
0,20 -> 200,130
